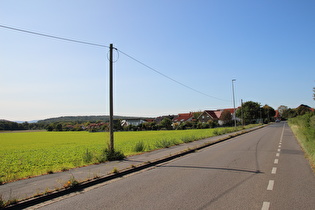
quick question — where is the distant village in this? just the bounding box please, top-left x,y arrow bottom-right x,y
1,104 -> 313,132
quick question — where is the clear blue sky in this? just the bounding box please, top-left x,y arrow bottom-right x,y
1,0 -> 314,121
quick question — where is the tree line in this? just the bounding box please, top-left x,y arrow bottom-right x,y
1,101 -> 313,132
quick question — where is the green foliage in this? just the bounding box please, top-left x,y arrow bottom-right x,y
181,135 -> 196,143
159,118 -> 173,130
296,104 -> 312,116
0,120 -> 28,131
155,139 -> 178,148
99,148 -> 125,162
133,141 -> 146,152
262,104 -> 276,123
236,101 -> 261,124
288,113 -> 315,169
82,149 -> 93,163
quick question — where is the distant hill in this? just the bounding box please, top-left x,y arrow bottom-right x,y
37,115 -> 146,124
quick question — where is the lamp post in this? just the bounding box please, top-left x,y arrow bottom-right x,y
232,79 -> 236,127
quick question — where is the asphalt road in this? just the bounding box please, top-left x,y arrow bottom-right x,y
35,122 -> 315,210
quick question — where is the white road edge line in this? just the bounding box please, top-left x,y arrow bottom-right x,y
276,153 -> 280,157
271,167 -> 277,174
277,149 -> 281,152
267,180 -> 274,190
274,159 -> 279,164
280,123 -> 285,142
262,201 -> 270,210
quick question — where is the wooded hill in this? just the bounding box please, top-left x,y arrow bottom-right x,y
37,115 -> 145,124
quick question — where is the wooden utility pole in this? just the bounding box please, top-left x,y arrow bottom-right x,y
232,79 -> 236,127
109,44 -> 114,152
241,99 -> 244,126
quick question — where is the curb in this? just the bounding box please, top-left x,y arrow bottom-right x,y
4,125 -> 266,209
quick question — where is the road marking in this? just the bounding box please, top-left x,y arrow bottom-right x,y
274,159 -> 278,164
278,145 -> 281,148
277,149 -> 281,152
280,123 -> 285,142
267,180 -> 274,190
271,167 -> 277,174
276,153 -> 280,157
261,201 -> 270,210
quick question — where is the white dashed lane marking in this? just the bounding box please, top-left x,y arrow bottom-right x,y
261,123 -> 285,210
267,180 -> 274,190
261,201 -> 270,210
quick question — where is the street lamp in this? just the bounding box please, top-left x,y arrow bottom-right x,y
232,79 -> 236,127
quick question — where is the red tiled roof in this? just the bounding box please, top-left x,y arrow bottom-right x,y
173,113 -> 193,122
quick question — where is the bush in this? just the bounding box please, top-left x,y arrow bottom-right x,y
100,148 -> 125,162
310,115 -> 315,128
134,141 -> 146,152
288,113 -> 315,170
154,139 -> 178,148
181,135 -> 196,143
83,149 -> 93,163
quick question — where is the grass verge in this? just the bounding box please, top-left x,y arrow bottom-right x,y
288,113 -> 315,171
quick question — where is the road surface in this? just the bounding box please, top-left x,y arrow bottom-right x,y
35,122 -> 315,210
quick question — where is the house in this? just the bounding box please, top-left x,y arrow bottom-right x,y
173,113 -> 193,123
121,119 -> 146,127
197,110 -> 219,123
215,108 -> 236,125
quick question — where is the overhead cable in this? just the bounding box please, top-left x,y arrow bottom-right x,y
0,24 -> 109,48
118,49 -> 230,102
0,24 -> 229,102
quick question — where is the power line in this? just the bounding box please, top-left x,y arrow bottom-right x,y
0,24 -> 109,48
118,49 -> 230,102
0,24 -> 229,102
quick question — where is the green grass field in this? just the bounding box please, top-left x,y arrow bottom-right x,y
0,126 -> 256,183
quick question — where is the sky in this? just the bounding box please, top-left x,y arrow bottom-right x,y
1,0 -> 314,122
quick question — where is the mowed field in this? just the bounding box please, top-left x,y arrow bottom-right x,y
0,126 -> 254,183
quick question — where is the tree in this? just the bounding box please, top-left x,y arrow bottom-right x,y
159,117 -> 173,130
313,87 -> 315,101
277,105 -> 288,118
296,104 -> 311,116
236,101 -> 261,124
220,110 -> 232,125
262,105 -> 276,123
56,123 -> 63,131
46,124 -> 54,131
